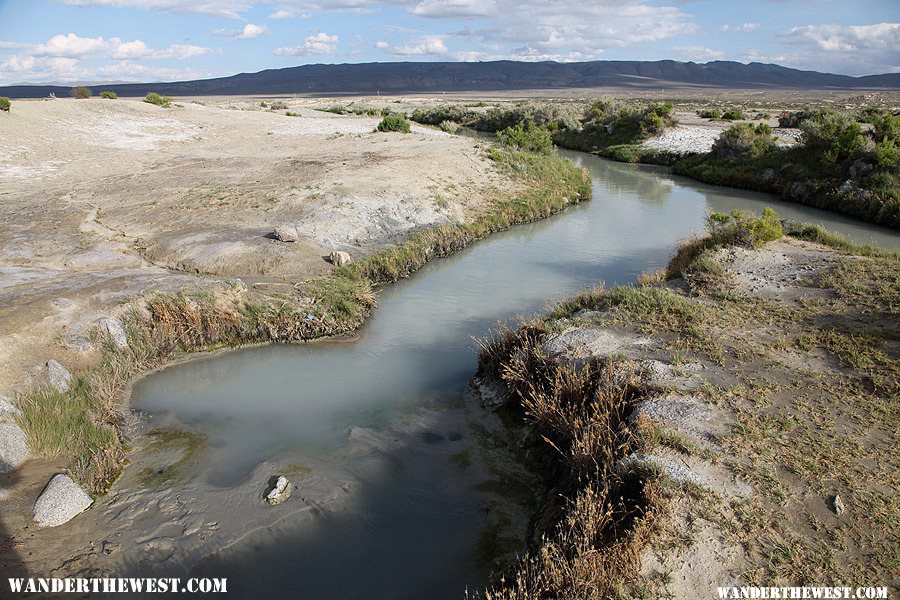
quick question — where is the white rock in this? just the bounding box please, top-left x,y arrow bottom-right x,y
329,251 -> 351,267
0,395 -> 20,421
0,423 -> 29,473
274,225 -> 299,242
33,474 -> 93,527
543,327 -> 650,359
99,317 -> 128,350
834,494 -> 845,516
47,359 -> 72,392
266,475 -> 292,505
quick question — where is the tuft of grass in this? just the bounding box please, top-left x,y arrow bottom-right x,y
376,113 -> 411,133
16,377 -> 120,494
144,92 -> 171,108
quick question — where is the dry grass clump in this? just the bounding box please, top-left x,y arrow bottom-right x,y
477,323 -> 668,598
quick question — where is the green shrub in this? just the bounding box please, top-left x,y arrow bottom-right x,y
497,122 -> 553,154
712,123 -> 777,158
321,105 -> 347,114
799,112 -> 864,163
100,91 -> 117,99
778,109 -> 828,128
72,86 -> 91,99
259,101 -> 268,108
377,114 -> 411,133
721,108 -> 745,120
144,92 -> 172,108
411,104 -> 476,126
0,97 -> 9,112
697,109 -> 721,119
285,111 -> 302,117
707,208 -> 783,248
439,120 -> 459,134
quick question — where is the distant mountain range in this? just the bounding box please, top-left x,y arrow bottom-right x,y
2,60 -> 898,98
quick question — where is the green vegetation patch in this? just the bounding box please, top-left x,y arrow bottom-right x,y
0,96 -> 11,112
100,91 -> 117,99
376,113 -> 411,133
144,92 -> 172,108
136,427 -> 206,488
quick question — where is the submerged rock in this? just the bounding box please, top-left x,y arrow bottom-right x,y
274,225 -> 299,242
0,423 -> 29,473
33,474 -> 93,527
47,359 -> 72,393
265,475 -> 292,505
99,317 -> 128,350
329,251 -> 351,266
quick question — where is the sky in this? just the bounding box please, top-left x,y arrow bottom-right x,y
0,0 -> 897,85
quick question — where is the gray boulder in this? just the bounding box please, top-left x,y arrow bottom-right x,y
99,317 -> 128,350
0,423 -> 29,473
274,225 -> 299,242
33,474 -> 93,527
329,251 -> 351,267
0,395 -> 20,421
47,360 -> 72,392
265,475 -> 292,505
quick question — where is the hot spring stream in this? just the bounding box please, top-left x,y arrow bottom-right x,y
128,150 -> 900,598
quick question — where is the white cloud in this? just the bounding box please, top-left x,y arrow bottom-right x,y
412,0 -> 495,18
720,23 -> 760,32
33,33 -> 107,57
780,22 -> 899,75
388,35 -> 448,56
674,46 -> 725,61
269,8 -> 309,19
274,32 -> 339,56
0,32 -> 215,84
375,40 -> 390,49
215,23 -> 268,39
57,0 -> 253,18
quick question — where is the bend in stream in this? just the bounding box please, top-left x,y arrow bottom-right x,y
125,150 -> 900,599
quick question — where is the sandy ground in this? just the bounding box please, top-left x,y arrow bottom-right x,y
0,97 -> 512,396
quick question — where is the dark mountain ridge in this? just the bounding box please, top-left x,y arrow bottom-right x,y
2,59 -> 898,98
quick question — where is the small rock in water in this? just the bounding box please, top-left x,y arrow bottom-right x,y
266,475 -> 292,505
329,251 -> 351,266
273,225 -> 299,242
99,317 -> 128,350
47,359 -> 72,392
33,474 -> 93,527
833,494 -> 845,516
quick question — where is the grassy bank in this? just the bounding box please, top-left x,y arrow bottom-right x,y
414,101 -> 899,228
471,209 -> 899,597
15,144 -> 591,495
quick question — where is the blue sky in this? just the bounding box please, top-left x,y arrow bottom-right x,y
0,0 -> 897,85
